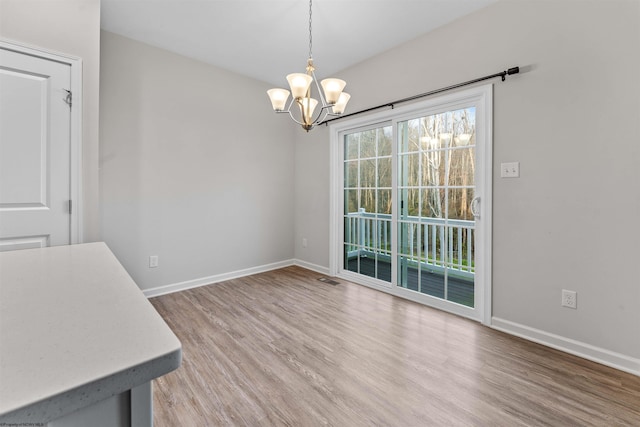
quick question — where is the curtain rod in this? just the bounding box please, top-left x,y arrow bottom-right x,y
323,66 -> 520,126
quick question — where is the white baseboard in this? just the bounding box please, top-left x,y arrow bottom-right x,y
491,317 -> 640,377
143,259 -> 295,298
143,259 -> 333,299
292,259 -> 331,275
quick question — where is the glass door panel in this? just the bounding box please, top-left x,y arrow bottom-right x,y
397,108 -> 476,307
343,125 -> 393,283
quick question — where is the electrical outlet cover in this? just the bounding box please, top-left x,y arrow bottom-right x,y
562,289 -> 577,309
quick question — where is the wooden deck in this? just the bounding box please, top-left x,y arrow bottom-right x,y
347,256 -> 474,307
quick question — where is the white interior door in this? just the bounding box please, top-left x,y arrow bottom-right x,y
0,47 -> 72,251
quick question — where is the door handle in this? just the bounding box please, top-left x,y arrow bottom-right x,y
471,196 -> 481,219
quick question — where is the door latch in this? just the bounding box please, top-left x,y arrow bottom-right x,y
471,196 -> 480,219
63,89 -> 72,108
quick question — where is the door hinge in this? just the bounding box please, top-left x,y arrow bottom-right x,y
68,200 -> 72,214
63,89 -> 72,108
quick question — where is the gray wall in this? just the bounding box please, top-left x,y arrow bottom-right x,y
4,0 -> 636,370
293,0 -> 640,361
100,31 -> 296,291
0,0 -> 101,242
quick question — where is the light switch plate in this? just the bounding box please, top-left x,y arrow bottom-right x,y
501,162 -> 520,178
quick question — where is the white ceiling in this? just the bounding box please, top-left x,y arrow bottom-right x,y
101,0 -> 497,86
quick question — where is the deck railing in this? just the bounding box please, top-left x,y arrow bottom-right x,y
345,208 -> 475,278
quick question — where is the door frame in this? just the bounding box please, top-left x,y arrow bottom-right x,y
330,85 -> 493,324
1,38 -> 83,244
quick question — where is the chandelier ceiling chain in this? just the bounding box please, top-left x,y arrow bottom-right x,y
266,0 -> 350,132
308,0 -> 313,60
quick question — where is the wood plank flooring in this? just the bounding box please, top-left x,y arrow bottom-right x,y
150,266 -> 640,426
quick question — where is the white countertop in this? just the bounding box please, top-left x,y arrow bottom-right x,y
0,242 -> 182,423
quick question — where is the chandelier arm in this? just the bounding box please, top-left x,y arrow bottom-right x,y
324,106 -> 344,117
310,68 -> 329,106
317,108 -> 329,124
285,96 -> 296,113
297,97 -> 310,126
307,103 -> 329,128
285,98 -> 310,127
273,97 -> 296,115
286,109 -> 308,127
316,104 -> 335,114
315,111 -> 334,127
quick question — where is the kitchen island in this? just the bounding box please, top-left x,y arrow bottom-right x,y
0,242 -> 182,426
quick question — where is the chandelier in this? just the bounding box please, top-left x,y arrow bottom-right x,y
267,0 -> 350,132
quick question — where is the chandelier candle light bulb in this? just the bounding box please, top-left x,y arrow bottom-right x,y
299,97 -> 319,124
332,92 -> 351,115
286,73 -> 313,99
320,78 -> 346,104
266,0 -> 350,132
267,88 -> 290,112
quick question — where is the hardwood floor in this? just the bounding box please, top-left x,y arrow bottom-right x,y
150,266 -> 640,426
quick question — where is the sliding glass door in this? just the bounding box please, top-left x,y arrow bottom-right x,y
332,86 -> 491,322
397,109 -> 476,307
